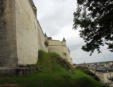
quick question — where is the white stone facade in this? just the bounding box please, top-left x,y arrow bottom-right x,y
16,0 -> 39,65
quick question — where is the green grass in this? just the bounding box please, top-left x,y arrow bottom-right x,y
76,66 -> 100,81
0,50 -> 109,87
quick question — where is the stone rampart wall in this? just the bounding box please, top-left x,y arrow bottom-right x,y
48,40 -> 72,64
37,21 -> 48,52
0,0 -> 18,67
16,0 -> 39,65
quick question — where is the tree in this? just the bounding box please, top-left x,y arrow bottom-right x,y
73,0 -> 113,54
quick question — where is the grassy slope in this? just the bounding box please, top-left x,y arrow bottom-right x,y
0,50 -> 109,87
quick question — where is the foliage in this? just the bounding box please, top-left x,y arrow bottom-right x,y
73,0 -> 113,54
44,40 -> 48,47
0,50 -> 109,87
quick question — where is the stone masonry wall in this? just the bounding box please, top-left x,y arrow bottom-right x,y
37,21 -> 48,52
48,40 -> 72,64
0,0 -> 18,67
15,0 -> 39,65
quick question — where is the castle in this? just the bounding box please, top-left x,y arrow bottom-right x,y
0,0 -> 72,68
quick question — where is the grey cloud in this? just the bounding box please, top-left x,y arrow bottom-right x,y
71,44 -> 113,64
33,0 -> 75,36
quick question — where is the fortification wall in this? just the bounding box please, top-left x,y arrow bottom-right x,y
0,0 -> 18,67
37,21 -> 48,52
0,0 -> 72,67
15,0 -> 39,65
48,40 -> 72,64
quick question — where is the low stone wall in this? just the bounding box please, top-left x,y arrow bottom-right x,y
0,66 -> 39,76
0,67 -> 16,76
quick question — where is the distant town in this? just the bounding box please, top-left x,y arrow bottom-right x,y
74,61 -> 113,72
74,61 -> 113,87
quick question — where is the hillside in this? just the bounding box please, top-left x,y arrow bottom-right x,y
0,50 -> 109,87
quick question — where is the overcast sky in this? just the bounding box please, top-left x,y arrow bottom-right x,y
33,0 -> 113,64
